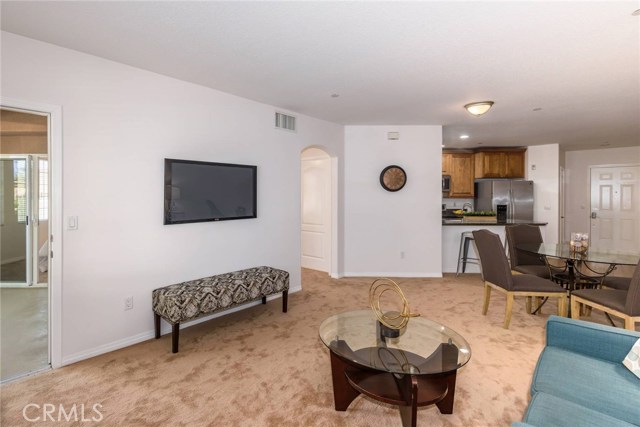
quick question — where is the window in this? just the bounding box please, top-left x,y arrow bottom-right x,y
13,159 -> 27,223
38,158 -> 48,221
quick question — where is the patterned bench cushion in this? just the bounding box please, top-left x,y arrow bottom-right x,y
152,266 -> 289,324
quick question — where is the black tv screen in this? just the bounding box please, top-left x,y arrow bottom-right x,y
164,158 -> 257,225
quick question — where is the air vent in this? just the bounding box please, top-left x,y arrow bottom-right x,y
275,112 -> 296,132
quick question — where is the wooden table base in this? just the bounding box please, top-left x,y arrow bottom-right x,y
329,350 -> 457,427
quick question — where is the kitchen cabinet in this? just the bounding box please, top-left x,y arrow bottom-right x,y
474,150 -> 525,179
447,153 -> 474,198
442,153 -> 451,175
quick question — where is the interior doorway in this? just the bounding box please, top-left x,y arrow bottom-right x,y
0,108 -> 50,382
590,164 -> 640,254
301,147 -> 332,273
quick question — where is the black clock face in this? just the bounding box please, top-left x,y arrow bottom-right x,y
380,165 -> 407,192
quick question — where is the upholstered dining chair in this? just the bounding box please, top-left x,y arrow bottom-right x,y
505,224 -> 550,278
571,261 -> 640,331
601,275 -> 631,291
473,229 -> 568,329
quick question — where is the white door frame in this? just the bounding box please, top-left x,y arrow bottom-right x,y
559,166 -> 565,242
300,146 -> 341,278
1,97 -> 63,369
301,150 -> 332,273
0,154 -> 32,286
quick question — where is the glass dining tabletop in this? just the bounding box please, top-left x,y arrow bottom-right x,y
517,243 -> 640,266
319,310 -> 471,375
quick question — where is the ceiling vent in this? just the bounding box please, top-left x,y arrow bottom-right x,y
275,112 -> 296,132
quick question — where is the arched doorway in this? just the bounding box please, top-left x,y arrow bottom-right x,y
301,147 -> 332,273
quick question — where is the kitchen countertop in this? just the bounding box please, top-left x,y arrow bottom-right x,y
442,219 -> 548,226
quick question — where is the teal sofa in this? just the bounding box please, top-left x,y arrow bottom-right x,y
514,316 -> 640,427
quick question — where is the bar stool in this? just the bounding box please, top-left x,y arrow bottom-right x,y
456,231 -> 479,276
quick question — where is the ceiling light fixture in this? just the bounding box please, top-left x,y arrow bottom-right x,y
464,101 -> 494,116
460,134 -> 470,139
632,9 -> 640,15
331,93 -> 340,98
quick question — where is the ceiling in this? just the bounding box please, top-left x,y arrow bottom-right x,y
1,1 -> 639,151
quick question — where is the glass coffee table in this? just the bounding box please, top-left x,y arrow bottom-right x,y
319,310 -> 471,427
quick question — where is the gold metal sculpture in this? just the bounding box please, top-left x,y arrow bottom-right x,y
369,278 -> 419,330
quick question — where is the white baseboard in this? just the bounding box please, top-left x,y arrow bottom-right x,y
342,272 -> 443,278
62,330 -> 155,366
60,287 -> 300,367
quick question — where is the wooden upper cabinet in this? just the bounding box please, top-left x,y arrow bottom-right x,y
442,153 -> 451,175
474,150 -> 526,179
504,151 -> 525,178
448,153 -> 474,198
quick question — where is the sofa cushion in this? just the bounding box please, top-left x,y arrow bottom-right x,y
531,347 -> 640,425
523,392 -> 637,427
545,316 -> 640,363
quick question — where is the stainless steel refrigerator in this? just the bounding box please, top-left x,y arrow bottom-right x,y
474,180 -> 534,221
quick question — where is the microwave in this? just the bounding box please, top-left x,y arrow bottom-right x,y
442,175 -> 451,192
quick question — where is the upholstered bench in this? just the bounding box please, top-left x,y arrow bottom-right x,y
152,266 -> 289,353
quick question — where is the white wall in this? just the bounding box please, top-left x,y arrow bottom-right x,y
564,146 -> 640,242
526,144 -> 560,243
1,32 -> 343,363
344,126 -> 442,277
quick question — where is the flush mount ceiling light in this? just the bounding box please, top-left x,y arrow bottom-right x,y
460,134 -> 470,139
464,101 -> 494,116
632,9 -> 640,15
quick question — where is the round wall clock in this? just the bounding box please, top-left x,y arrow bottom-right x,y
380,165 -> 407,192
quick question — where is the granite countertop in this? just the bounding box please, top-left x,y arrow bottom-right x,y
442,219 -> 548,226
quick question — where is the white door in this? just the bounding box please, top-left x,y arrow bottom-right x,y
590,165 -> 640,254
301,152 -> 331,272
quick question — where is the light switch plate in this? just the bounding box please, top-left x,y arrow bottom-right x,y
68,216 -> 78,230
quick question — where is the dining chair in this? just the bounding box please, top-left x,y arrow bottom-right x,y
472,229 -> 567,329
571,261 -> 640,331
601,275 -> 631,291
505,224 -> 550,278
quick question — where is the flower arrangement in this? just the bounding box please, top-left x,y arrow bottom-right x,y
570,232 -> 589,254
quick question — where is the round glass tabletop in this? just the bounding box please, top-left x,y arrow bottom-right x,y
319,310 -> 471,375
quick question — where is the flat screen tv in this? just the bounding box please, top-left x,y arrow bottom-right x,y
164,158 -> 257,225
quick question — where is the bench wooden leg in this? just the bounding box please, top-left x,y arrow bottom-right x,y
154,313 -> 161,339
282,290 -> 288,313
172,323 -> 180,353
262,296 -> 267,304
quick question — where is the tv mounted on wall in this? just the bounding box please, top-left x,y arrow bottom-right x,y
164,158 -> 257,225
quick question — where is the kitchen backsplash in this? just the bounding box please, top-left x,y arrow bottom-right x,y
442,198 -> 474,210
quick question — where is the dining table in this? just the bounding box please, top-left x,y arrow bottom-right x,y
516,243 -> 640,319
517,243 -> 639,290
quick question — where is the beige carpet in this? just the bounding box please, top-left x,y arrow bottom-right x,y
0,269 -> 626,426
0,287 -> 49,382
